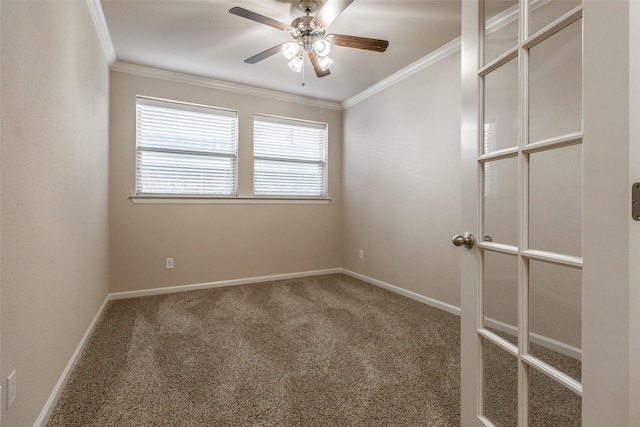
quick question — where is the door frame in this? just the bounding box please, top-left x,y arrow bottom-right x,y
630,3 -> 640,425
582,1 -> 631,425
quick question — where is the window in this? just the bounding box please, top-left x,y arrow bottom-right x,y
136,96 -> 238,196
253,114 -> 327,197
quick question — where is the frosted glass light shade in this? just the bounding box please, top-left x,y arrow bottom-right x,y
288,55 -> 303,72
314,39 -> 331,57
282,42 -> 300,60
317,55 -> 333,71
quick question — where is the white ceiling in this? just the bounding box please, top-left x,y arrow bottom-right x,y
100,0 -> 462,103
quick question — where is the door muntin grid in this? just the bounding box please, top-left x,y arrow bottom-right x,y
479,1 -> 583,425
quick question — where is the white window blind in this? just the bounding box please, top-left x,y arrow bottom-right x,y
136,97 -> 238,196
253,114 -> 327,197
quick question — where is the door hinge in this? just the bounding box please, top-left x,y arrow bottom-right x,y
633,183 -> 640,221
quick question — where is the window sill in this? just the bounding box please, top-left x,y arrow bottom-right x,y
129,195 -> 331,205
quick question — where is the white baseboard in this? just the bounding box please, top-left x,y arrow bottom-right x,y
34,294 -> 111,427
340,269 -> 461,316
484,317 -> 582,361
108,268 -> 343,300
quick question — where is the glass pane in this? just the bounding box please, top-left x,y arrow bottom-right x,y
528,259 -> 582,382
483,338 -> 518,426
530,368 -> 581,426
484,157 -> 518,246
528,19 -> 582,143
484,59 -> 518,153
483,251 -> 518,344
528,144 -> 582,257
530,0 -> 582,36
484,0 -> 519,65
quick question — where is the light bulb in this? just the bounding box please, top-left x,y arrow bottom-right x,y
288,55 -> 303,73
314,39 -> 331,57
316,55 -> 333,71
282,42 -> 300,60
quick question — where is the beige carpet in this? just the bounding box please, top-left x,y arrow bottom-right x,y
47,273 -> 580,426
48,274 -> 460,426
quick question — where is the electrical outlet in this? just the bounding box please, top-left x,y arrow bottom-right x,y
359,250 -> 364,260
7,371 -> 16,408
166,258 -> 174,269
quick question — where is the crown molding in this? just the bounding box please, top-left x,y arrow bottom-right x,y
86,0 -> 116,66
342,37 -> 461,109
484,0 -> 552,34
341,0 -> 542,109
85,0 -> 473,111
485,1 -> 519,34
111,62 -> 343,111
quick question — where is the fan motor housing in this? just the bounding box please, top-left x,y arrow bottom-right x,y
291,15 -> 313,33
291,16 -> 325,50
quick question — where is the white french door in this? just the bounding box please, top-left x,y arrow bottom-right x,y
459,0 -> 636,425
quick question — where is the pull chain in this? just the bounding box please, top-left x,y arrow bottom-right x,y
301,55 -> 306,86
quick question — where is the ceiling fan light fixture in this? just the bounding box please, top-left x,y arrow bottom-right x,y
282,42 -> 300,60
288,54 -> 304,72
317,54 -> 333,71
230,2 -> 389,80
314,39 -> 331,57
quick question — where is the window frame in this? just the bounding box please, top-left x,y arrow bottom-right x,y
252,113 -> 328,198
134,96 -> 239,198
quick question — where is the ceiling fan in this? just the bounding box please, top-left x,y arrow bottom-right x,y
229,0 -> 389,79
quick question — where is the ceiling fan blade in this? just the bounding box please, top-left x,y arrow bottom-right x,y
229,7 -> 293,32
245,43 -> 286,64
308,51 -> 331,78
311,0 -> 354,29
326,34 -> 389,52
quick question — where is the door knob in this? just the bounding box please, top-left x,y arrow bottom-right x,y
452,232 -> 475,249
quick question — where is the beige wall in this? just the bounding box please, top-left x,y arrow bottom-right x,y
109,71 -> 343,292
341,52 -> 462,308
0,1 -> 111,425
